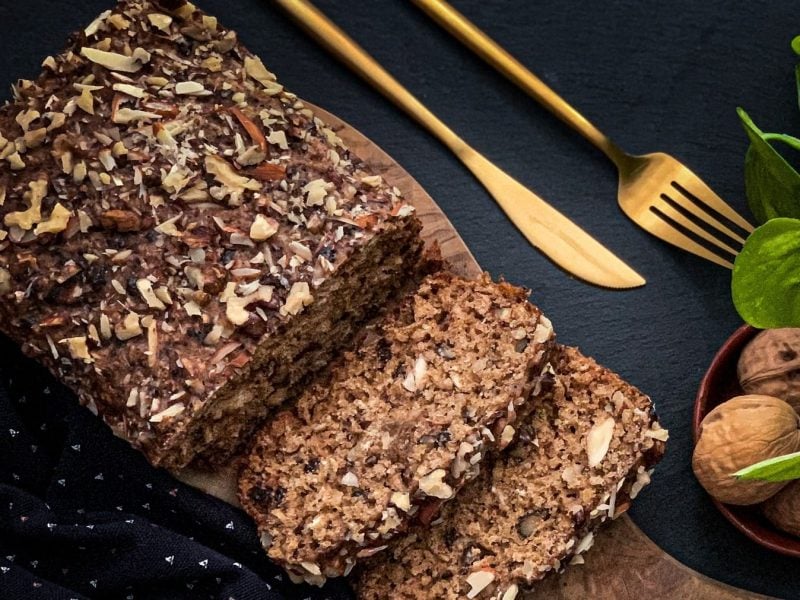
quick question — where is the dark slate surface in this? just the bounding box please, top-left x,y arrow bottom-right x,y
0,0 -> 798,598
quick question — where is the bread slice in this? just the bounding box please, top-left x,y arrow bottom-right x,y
353,346 -> 667,599
0,0 -> 423,469
238,272 -> 555,584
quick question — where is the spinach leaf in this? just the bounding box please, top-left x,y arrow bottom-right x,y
732,217 -> 800,328
735,450 -> 800,482
738,108 -> 800,223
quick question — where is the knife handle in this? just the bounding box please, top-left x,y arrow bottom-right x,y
411,0 -> 627,167
274,0 -> 472,160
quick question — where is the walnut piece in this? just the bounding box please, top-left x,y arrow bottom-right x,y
763,480 -> 800,537
738,328 -> 800,413
692,395 -> 800,505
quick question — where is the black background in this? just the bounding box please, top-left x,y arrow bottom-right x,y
0,1 -> 798,598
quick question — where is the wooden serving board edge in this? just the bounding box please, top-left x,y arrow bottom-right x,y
175,103 -> 766,600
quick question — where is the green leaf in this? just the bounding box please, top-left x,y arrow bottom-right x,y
732,217 -> 800,328
796,63 -> 800,111
738,107 -> 800,223
792,35 -> 800,55
734,450 -> 800,482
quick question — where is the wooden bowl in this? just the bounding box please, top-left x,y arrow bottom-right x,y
694,324 -> 800,558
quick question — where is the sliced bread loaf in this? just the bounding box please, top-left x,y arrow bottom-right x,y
238,272 -> 555,584
353,345 -> 667,599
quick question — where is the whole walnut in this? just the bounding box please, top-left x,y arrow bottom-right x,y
763,480 -> 800,537
692,395 -> 800,505
738,329 -> 800,413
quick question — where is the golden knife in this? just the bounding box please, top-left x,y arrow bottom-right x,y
274,0 -> 645,289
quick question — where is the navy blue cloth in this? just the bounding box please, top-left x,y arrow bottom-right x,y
1,1 -> 800,599
0,337 -> 351,600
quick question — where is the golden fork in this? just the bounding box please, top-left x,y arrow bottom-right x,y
413,0 -> 755,269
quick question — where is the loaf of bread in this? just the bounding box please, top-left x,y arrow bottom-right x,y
353,346 -> 667,599
0,0 -> 423,469
238,272 -> 555,585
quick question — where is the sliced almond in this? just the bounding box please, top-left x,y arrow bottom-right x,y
205,155 -> 260,191
175,81 -> 211,96
80,47 -> 150,73
149,402 -> 185,423
586,417 -> 615,468
466,570 -> 495,599
112,83 -> 147,98
112,107 -> 162,125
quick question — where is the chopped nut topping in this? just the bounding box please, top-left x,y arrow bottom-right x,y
501,584 -> 520,600
226,285 -> 273,325
80,47 -> 151,73
0,268 -> 11,294
302,179 -> 331,207
154,214 -> 182,237
4,179 -> 47,230
15,109 -> 40,131
34,203 -> 71,235
112,107 -> 162,125
136,279 -> 167,310
361,175 -> 382,187
100,209 -> 141,232
299,561 -> 321,576
99,314 -> 112,339
60,336 -> 93,363
23,127 -> 47,149
340,471 -> 359,487
265,130 -> 288,150
244,56 -> 283,95
7,152 -> 25,170
249,214 -> 278,241
84,9 -> 111,37
147,12 -> 173,32
115,312 -> 143,341
644,424 -> 669,442
205,155 -> 260,191
418,469 -> 453,499
201,55 -> 223,72
390,491 -> 411,512
280,281 -> 313,316
499,424 -> 515,448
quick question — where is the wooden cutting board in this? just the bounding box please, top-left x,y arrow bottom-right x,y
176,103 -> 766,600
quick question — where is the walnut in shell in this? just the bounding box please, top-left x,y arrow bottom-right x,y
692,395 -> 800,505
738,329 -> 800,412
763,480 -> 800,537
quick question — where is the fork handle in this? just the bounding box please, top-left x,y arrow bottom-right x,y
412,0 -> 629,168
275,0 -> 474,162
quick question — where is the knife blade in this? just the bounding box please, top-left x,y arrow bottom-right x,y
274,0 -> 645,289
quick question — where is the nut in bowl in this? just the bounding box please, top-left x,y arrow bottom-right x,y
694,325 -> 800,557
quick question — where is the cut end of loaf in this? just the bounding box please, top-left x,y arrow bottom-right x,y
238,272 -> 556,584
353,345 -> 667,599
